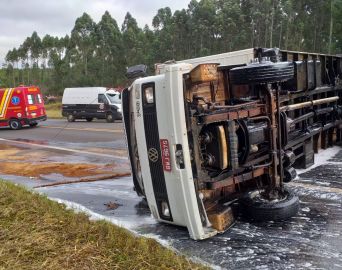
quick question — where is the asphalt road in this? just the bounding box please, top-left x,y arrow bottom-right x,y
0,119 -> 126,153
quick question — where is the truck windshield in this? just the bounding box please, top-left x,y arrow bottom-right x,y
106,93 -> 121,104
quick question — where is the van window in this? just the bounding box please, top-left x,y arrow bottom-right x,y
98,94 -> 108,104
37,94 -> 43,104
106,93 -> 121,104
27,94 -> 34,105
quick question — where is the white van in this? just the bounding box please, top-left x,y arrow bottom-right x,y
62,87 -> 122,122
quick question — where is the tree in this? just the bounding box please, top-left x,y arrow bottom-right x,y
121,12 -> 145,66
70,13 -> 96,77
96,11 -> 124,85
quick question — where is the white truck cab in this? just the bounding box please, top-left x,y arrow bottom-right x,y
122,48 -> 342,240
126,64 -> 217,239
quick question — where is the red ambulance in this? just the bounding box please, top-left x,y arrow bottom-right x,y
0,86 -> 47,130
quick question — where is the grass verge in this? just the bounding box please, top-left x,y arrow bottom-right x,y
0,180 -> 207,270
45,102 -> 63,119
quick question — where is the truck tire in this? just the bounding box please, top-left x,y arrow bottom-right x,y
230,61 -> 294,85
67,114 -> 75,122
239,188 -> 299,221
9,119 -> 22,130
106,113 -> 114,123
86,118 -> 93,122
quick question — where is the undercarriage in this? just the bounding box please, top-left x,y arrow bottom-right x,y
184,49 -> 342,230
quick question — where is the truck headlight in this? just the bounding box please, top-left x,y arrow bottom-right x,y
161,201 -> 170,217
144,87 -> 154,104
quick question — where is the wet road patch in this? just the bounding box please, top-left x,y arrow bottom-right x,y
298,164 -> 342,189
0,143 -> 130,185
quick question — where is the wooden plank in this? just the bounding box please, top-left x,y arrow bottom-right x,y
207,206 -> 235,232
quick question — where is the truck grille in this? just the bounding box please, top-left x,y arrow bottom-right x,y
143,107 -> 173,221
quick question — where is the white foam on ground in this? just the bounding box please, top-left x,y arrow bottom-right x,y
49,197 -> 219,269
295,146 -> 341,176
50,197 -> 143,230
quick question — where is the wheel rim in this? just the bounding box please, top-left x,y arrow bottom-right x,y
11,121 -> 19,129
107,114 -> 113,121
249,189 -> 288,203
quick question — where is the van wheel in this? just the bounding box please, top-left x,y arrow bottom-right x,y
9,119 -> 22,130
86,118 -> 93,122
106,114 -> 114,123
239,188 -> 299,221
67,114 -> 75,122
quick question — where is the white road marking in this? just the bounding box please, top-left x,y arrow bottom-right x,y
40,125 -> 124,133
0,138 -> 127,160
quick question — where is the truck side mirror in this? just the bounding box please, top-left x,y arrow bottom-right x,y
126,64 -> 147,79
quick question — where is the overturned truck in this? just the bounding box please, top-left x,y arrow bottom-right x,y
122,48 -> 342,240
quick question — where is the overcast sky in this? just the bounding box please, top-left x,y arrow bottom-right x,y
0,0 -> 189,66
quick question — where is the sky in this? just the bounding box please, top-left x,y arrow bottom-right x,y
0,0 -> 189,66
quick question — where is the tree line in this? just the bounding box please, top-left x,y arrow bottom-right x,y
1,0 -> 341,94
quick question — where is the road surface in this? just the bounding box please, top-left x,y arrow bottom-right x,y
0,119 -> 126,156
0,118 -> 124,142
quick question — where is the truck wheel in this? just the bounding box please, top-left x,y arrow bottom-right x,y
239,188 -> 299,221
86,118 -> 93,122
106,114 -> 114,123
9,119 -> 22,130
67,114 -> 75,122
230,61 -> 294,85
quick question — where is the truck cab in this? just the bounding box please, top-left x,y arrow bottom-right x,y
123,48 -> 342,240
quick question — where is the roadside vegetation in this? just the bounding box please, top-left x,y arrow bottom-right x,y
45,102 -> 62,119
0,180 -> 207,270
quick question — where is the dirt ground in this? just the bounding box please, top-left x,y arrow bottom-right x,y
0,144 -> 130,180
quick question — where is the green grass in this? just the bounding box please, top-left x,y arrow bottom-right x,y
0,180 -> 208,270
45,102 -> 63,119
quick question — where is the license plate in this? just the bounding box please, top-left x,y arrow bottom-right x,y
160,139 -> 171,172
